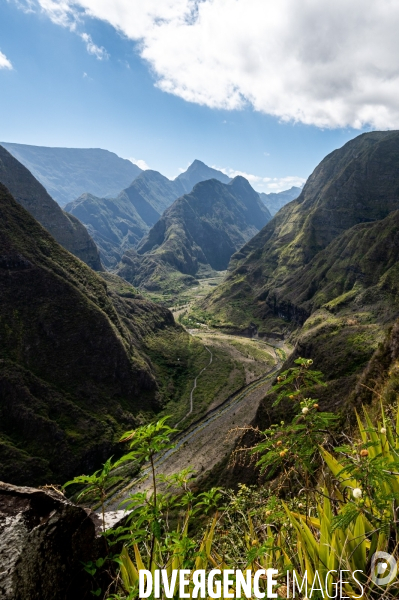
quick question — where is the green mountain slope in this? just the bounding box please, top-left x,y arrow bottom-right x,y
0,183 -> 201,486
65,162 -> 235,268
196,131 -> 399,414
259,186 -> 302,215
0,145 -> 102,271
117,176 -> 271,293
203,131 -> 399,333
1,142 -> 142,207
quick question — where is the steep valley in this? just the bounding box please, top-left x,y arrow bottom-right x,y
0,183 -> 263,487
3,128 -> 399,533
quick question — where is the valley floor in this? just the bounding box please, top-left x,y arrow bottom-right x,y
104,294 -> 292,509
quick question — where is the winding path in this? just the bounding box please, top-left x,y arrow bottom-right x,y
175,346 -> 213,427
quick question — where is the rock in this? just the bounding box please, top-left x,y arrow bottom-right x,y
0,481 -> 105,600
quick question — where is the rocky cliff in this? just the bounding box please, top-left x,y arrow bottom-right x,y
204,131 -> 399,333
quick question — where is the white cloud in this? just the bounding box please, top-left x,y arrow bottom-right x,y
20,0 -> 399,129
129,157 -> 150,170
80,33 -> 109,60
0,51 -> 13,70
215,166 -> 305,193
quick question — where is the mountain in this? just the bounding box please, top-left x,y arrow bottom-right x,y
0,145 -> 102,271
0,183 -> 198,486
116,176 -> 272,293
176,159 -> 231,192
65,161 -> 235,268
204,131 -> 399,332
1,142 -> 142,207
199,130 -> 399,409
65,170 -> 186,268
259,186 -> 302,215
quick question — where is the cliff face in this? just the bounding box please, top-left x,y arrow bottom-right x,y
116,176 -> 272,293
0,183 -> 191,485
0,145 -> 102,271
204,131 -> 399,332
196,131 -> 399,418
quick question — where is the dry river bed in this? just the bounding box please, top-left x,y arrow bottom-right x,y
104,355 -> 285,512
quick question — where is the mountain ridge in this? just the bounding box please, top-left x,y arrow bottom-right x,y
0,145 -> 102,271
1,142 -> 142,207
203,130 -> 399,333
259,185 -> 302,215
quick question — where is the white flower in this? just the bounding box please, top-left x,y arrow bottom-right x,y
302,407 -> 309,415
353,488 -> 362,499
380,427 -> 387,435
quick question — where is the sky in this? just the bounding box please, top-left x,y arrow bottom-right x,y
1,1 -> 398,192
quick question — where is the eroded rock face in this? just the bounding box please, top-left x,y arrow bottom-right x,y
0,481 -> 104,600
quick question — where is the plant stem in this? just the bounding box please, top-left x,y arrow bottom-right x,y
149,452 -> 157,569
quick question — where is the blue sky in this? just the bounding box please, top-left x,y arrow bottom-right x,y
1,1 -> 393,191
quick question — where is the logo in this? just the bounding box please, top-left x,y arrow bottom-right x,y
371,551 -> 398,586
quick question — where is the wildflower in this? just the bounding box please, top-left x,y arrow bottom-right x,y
276,440 -> 283,446
289,395 -> 294,399
353,488 -> 362,499
298,503 -> 303,509
381,427 -> 387,435
280,450 -> 287,458
313,403 -> 319,410
302,407 -> 309,415
360,449 -> 369,457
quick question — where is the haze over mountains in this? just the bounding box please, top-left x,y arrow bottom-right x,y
259,186 -> 302,215
0,145 -> 102,271
1,142 -> 142,207
65,160 -> 237,268
117,176 -> 271,292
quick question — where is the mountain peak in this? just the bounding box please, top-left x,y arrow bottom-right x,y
176,160 -> 231,193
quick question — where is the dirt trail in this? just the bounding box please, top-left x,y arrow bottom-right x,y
175,346 -> 213,427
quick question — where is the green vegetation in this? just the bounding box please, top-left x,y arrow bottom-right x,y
0,184 -> 229,486
69,357 -> 399,599
201,131 -> 399,335
146,331 -> 246,427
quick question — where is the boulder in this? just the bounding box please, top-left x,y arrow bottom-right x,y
0,481 -> 105,600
